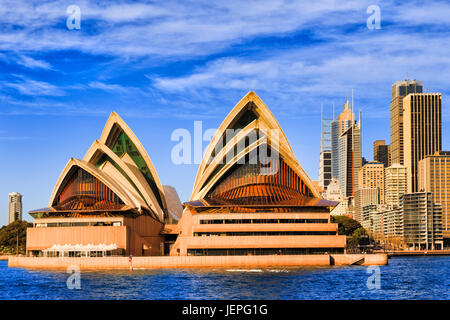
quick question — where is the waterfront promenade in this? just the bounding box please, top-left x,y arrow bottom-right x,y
8,254 -> 387,270
386,250 -> 450,257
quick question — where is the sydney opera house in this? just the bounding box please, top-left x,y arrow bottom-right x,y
27,112 -> 183,257
26,92 -> 347,258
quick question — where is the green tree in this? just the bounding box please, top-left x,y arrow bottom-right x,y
352,227 -> 367,238
331,216 -> 372,252
330,215 -> 362,236
0,220 -> 32,255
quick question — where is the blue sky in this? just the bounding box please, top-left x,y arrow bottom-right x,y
0,0 -> 449,226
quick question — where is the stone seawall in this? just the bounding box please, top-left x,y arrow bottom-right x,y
8,254 -> 388,270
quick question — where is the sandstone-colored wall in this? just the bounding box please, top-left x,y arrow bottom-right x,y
124,215 -> 165,256
171,209 -> 345,256
26,226 -> 128,251
193,223 -> 337,233
9,254 -> 387,270
331,254 -> 388,266
180,235 -> 347,250
26,215 -> 165,257
191,212 -> 332,222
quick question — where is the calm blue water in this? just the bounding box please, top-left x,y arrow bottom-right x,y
0,256 -> 449,300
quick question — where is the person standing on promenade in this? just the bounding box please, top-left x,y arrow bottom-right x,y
129,254 -> 133,271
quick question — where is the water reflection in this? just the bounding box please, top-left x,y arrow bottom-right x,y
0,257 -> 449,300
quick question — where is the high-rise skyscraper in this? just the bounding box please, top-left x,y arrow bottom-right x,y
318,105 -> 332,189
354,161 -> 385,222
387,144 -> 392,167
361,204 -> 385,239
401,192 -> 443,250
373,193 -> 443,250
373,140 -> 389,167
403,92 -> 442,193
8,192 -> 22,224
318,151 -> 332,190
390,79 -> 423,165
358,161 -> 386,204
385,164 -> 407,207
331,99 -> 355,181
338,121 -> 361,198
418,151 -> 450,240
354,188 -> 379,223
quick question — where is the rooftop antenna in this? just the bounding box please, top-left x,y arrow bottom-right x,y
359,108 -> 362,152
351,88 -> 355,196
351,88 -> 354,119
351,88 -> 355,135
320,103 -> 323,152
359,109 -> 362,128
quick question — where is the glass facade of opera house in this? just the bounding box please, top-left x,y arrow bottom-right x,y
26,92 -> 346,257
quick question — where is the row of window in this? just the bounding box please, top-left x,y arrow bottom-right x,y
35,221 -> 122,228
199,218 -> 329,224
194,231 -> 336,236
40,249 -> 126,257
187,248 -> 345,256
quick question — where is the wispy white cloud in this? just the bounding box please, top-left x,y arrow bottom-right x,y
0,0 -> 367,58
0,53 -> 52,70
16,55 -> 52,70
0,0 -> 449,61
0,0 -> 449,122
392,2 -> 450,25
151,26 -> 450,119
4,75 -> 65,96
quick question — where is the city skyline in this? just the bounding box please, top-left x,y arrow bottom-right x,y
1,1 -> 450,226
2,82 -> 447,227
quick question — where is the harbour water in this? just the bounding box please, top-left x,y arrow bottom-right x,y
1,256 -> 448,300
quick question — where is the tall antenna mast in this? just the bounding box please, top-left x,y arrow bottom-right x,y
320,103 -> 324,152
351,88 -> 355,196
359,109 -> 362,128
352,89 -> 355,133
